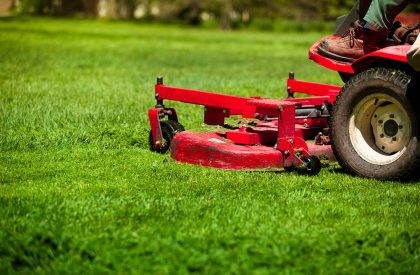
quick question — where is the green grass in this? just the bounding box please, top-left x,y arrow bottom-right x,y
1,17 -> 419,274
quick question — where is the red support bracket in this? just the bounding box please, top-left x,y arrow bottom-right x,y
204,106 -> 229,125
226,126 -> 261,145
148,108 -> 163,150
276,103 -> 296,167
247,98 -> 299,167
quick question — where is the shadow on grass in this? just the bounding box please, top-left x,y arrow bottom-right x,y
328,165 -> 420,184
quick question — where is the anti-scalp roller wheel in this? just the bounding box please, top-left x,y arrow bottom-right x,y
149,120 -> 185,154
296,156 -> 322,175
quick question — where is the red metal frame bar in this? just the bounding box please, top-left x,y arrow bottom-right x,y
155,84 -> 256,118
156,81 -> 338,119
287,78 -> 340,104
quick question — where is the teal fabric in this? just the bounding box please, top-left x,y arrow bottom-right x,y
363,0 -> 413,29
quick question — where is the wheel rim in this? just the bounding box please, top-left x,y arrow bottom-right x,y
349,93 -> 412,165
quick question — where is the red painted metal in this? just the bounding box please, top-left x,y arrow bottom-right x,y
170,131 -> 286,170
290,137 -> 311,167
156,84 -> 335,124
155,85 -> 255,118
226,127 -> 261,145
352,45 -> 410,72
148,108 -> 163,149
310,35 -> 410,74
170,131 -> 333,170
287,78 -> 340,104
283,96 -> 332,106
204,106 -> 229,125
277,103 -> 296,167
277,103 -> 295,142
309,37 -> 355,74
308,143 -> 335,161
149,79 -> 337,171
361,45 -> 409,62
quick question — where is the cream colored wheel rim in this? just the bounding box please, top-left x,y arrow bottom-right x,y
349,93 -> 411,165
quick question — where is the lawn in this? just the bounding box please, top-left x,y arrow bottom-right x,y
1,17 -> 419,274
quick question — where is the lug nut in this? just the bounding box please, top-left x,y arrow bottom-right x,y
392,137 -> 397,141
399,125 -> 403,129
380,134 -> 385,138
378,120 -> 383,124
390,114 -> 395,118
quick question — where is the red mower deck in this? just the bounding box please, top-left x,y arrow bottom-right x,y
148,67 -> 341,174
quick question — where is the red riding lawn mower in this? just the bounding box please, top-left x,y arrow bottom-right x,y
148,15 -> 420,181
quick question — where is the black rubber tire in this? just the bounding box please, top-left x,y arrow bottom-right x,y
297,156 -> 322,176
331,67 -> 420,180
149,120 -> 185,154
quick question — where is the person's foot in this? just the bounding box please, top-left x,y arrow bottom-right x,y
391,22 -> 420,45
318,21 -> 388,62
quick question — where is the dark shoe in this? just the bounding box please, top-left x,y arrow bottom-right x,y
390,21 -> 420,45
318,21 -> 387,62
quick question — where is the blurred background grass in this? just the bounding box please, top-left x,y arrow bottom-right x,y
2,0 -> 420,30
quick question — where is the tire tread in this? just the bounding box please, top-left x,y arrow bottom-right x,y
331,68 -> 420,180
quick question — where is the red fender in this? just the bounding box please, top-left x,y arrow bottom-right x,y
309,36 -> 411,75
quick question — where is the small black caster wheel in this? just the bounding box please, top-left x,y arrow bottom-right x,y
297,156 -> 321,176
149,120 -> 185,154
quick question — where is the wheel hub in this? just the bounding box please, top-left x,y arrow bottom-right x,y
371,104 -> 409,154
384,119 -> 398,137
